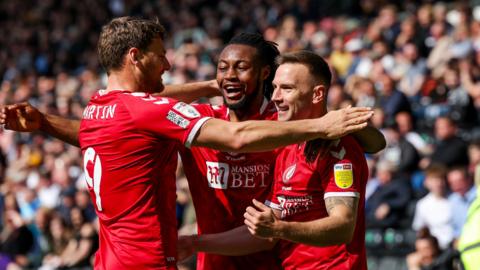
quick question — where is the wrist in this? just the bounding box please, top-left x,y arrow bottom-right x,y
314,118 -> 328,139
191,234 -> 201,251
207,80 -> 220,97
273,220 -> 288,239
39,112 -> 48,132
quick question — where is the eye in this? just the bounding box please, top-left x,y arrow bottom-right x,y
217,65 -> 228,72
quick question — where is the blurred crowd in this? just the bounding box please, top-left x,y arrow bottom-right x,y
0,0 -> 480,269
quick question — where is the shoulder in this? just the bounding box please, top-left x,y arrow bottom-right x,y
119,92 -> 175,105
191,103 -> 226,118
331,136 -> 365,162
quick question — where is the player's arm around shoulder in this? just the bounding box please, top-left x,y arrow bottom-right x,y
159,80 -> 220,103
191,106 -> 374,153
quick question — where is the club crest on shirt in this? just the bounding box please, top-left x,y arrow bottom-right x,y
283,164 -> 296,184
333,163 -> 353,189
173,102 -> 200,118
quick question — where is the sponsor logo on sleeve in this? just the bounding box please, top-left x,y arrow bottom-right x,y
333,163 -> 353,189
277,195 -> 313,218
167,110 -> 190,128
173,102 -> 200,118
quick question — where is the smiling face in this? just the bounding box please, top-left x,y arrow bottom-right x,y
136,38 -> 171,93
216,44 -> 266,110
271,63 -> 322,121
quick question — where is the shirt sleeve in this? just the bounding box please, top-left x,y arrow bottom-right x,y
264,169 -> 282,212
121,93 -> 211,147
412,201 -> 424,231
322,139 -> 364,200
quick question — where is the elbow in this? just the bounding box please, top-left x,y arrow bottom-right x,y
335,221 -> 356,245
341,228 -> 355,244
227,139 -> 248,152
224,126 -> 251,152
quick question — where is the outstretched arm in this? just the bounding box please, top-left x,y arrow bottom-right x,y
1,103 -> 80,146
159,80 -> 219,103
245,197 -> 358,246
178,225 -> 276,261
192,107 -> 374,152
351,126 -> 386,154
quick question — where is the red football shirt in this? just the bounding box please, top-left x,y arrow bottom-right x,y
180,100 -> 281,270
79,90 -> 211,270
266,135 -> 368,270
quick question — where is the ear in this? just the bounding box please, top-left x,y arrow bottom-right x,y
127,48 -> 141,66
312,85 -> 325,104
261,66 -> 271,81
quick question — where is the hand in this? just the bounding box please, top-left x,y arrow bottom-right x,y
374,203 -> 390,220
320,106 -> 373,139
177,235 -> 196,262
6,210 -> 24,228
0,102 -> 43,132
244,199 -> 280,239
406,252 -> 422,270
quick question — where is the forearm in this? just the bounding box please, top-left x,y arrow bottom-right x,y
274,215 -> 356,246
41,114 -> 80,147
160,80 -> 219,103
194,226 -> 275,256
63,241 -> 92,266
350,126 -> 386,154
195,118 -> 328,152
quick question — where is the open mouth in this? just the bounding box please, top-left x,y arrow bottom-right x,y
275,104 -> 289,112
223,84 -> 245,100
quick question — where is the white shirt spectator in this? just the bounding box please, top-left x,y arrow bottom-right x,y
413,193 -> 454,249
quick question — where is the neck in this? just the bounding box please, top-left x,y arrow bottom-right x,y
228,90 -> 265,122
309,106 -> 327,119
105,70 -> 139,92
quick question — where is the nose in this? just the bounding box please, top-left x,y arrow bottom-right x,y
163,58 -> 171,71
224,67 -> 237,80
271,87 -> 282,103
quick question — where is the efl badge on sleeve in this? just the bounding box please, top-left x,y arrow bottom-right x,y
334,163 -> 353,189
173,102 -> 200,118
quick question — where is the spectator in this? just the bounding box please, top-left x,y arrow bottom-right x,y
380,123 -> 420,176
40,214 -> 72,270
468,140 -> 480,175
74,190 -> 96,223
412,165 -> 454,249
421,116 -> 469,169
446,166 -> 476,239
396,43 -> 428,98
407,228 -> 457,270
442,64 -> 477,128
29,207 -> 53,267
377,73 -> 411,125
0,193 -> 34,269
366,160 -> 411,229
53,207 -> 97,269
395,111 -> 433,157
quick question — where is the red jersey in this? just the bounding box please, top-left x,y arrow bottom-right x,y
179,100 -> 281,270
266,135 -> 368,270
79,90 -> 211,270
